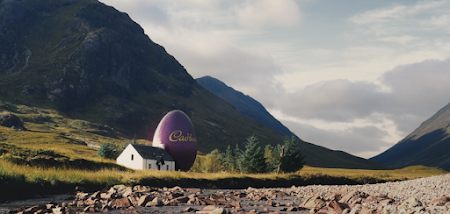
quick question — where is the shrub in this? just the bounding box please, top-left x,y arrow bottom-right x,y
97,143 -> 117,159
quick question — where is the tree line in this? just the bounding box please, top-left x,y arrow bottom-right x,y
189,136 -> 305,174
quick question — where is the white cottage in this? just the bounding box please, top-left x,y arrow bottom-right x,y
116,144 -> 175,171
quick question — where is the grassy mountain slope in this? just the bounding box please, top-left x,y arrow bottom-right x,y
371,102 -> 450,171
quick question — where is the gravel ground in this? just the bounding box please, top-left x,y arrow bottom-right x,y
1,173 -> 449,214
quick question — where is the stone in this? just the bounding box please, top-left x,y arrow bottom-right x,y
379,199 -> 393,206
146,197 -> 163,207
183,207 -> 197,212
349,204 -> 362,214
209,208 -> 229,214
301,196 -> 325,209
111,198 -> 131,209
186,188 -> 201,193
363,195 -> 378,203
286,206 -> 297,211
202,205 -> 218,211
138,195 -> 153,206
195,198 -> 206,205
265,200 -> 274,206
128,195 -> 140,206
430,197 -> 450,206
326,200 -> 347,212
230,201 -> 242,208
204,198 -> 220,205
133,185 -> 153,192
0,112 -> 26,130
402,197 -> 422,208
76,192 -> 89,200
24,205 -> 46,213
169,186 -> 184,192
89,191 -> 101,199
359,206 -> 375,214
52,207 -> 64,214
339,190 -> 359,204
165,199 -> 179,206
176,196 -> 190,203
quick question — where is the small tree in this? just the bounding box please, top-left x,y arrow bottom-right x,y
279,136 -> 305,173
264,144 -> 277,172
222,145 -> 235,172
233,144 -> 242,172
202,149 -> 223,173
189,156 -> 203,173
239,135 -> 268,174
97,143 -> 117,159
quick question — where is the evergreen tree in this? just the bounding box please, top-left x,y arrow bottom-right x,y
97,142 -> 116,159
202,149 -> 223,173
279,136 -> 305,173
223,145 -> 236,172
233,144 -> 242,172
239,135 -> 268,173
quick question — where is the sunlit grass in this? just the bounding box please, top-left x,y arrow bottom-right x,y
299,165 -> 448,180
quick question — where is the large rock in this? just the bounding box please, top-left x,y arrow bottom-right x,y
0,112 -> 26,130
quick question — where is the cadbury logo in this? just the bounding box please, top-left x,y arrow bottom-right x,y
169,130 -> 197,142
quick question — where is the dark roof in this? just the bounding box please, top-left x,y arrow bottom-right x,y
131,144 -> 174,161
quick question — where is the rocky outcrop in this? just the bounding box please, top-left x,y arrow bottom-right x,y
0,111 -> 26,130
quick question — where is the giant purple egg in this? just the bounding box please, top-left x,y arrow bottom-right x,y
152,110 -> 197,171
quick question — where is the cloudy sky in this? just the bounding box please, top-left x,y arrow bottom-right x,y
100,0 -> 450,159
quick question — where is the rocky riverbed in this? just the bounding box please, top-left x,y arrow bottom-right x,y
2,173 -> 450,214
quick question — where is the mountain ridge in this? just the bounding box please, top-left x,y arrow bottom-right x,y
371,101 -> 450,171
196,76 -> 296,138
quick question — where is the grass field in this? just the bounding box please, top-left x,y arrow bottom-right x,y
299,165 -> 448,180
1,154 -> 448,201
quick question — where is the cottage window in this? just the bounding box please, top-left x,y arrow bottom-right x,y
131,154 -> 134,160
149,164 -> 151,169
166,165 -> 169,171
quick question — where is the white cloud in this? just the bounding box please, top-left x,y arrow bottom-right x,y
422,15 -> 450,28
269,58 -> 450,158
234,0 -> 302,28
378,35 -> 417,44
350,5 -> 406,25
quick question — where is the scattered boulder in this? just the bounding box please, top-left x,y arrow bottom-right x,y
0,111 -> 26,130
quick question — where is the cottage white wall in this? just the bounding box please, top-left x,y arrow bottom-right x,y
144,159 -> 157,170
144,159 -> 175,171
116,145 -> 144,170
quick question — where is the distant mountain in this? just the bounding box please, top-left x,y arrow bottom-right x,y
371,102 -> 450,171
196,76 -> 296,138
197,76 -> 386,169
